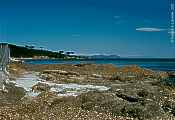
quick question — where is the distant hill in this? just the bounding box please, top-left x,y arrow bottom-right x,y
0,43 -> 66,58
87,55 -> 120,59
8,44 -> 65,58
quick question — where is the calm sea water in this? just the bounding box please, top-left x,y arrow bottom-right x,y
24,58 -> 175,72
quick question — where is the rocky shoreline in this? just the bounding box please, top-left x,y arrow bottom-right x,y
0,63 -> 174,120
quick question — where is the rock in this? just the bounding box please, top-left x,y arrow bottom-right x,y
121,104 -> 144,119
43,70 -> 79,76
32,82 -> 50,92
4,63 -> 175,119
74,64 -> 87,67
40,73 -> 56,81
43,70 -> 69,75
0,83 -> 25,106
137,89 -> 149,97
162,100 -> 175,114
161,72 -> 175,87
115,91 -> 139,102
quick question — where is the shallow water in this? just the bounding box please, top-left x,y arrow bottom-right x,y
42,82 -> 110,96
13,73 -> 39,91
11,72 -> 109,97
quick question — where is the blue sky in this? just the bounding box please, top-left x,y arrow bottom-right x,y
0,0 -> 174,57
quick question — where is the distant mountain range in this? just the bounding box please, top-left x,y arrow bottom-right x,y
87,55 -> 120,59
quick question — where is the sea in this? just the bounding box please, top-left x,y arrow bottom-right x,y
24,58 -> 175,72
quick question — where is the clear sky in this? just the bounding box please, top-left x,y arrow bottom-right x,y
0,0 -> 174,58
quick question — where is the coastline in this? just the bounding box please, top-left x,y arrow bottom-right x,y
0,62 -> 173,119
